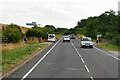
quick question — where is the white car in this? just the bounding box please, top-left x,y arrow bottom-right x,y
80,37 -> 93,48
63,36 -> 70,42
48,34 -> 56,43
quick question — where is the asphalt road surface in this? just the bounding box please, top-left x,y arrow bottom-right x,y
3,38 -> 119,80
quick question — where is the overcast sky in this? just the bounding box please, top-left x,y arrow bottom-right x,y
0,0 -> 119,28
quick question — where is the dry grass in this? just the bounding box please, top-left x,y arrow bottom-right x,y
2,38 -> 48,53
2,41 -> 28,53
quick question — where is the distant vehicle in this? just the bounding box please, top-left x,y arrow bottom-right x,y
48,34 -> 56,43
70,34 -> 75,39
80,37 -> 93,48
63,36 -> 70,42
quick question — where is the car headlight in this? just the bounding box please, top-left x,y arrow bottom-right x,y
82,43 -> 85,45
90,43 -> 93,45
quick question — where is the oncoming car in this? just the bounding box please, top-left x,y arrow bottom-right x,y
48,34 -> 56,43
80,37 -> 93,48
63,36 -> 70,42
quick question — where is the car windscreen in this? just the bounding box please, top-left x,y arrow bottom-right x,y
48,35 -> 55,38
64,36 -> 69,38
82,38 -> 91,41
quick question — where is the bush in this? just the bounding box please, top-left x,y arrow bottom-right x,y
2,24 -> 22,43
26,25 -> 54,39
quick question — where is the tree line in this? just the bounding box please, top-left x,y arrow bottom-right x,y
69,10 -> 119,45
2,24 -> 68,43
2,10 -> 119,45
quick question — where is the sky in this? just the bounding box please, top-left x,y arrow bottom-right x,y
0,0 -> 119,28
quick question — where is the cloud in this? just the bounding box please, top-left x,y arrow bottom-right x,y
0,0 -> 119,28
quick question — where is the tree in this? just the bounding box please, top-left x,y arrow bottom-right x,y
74,10 -> 119,44
44,25 -> 56,31
3,24 -> 22,43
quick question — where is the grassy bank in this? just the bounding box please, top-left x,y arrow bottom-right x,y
2,42 -> 28,53
2,44 -> 48,74
95,43 -> 120,51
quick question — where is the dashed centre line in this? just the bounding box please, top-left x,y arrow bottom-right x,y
70,41 -> 94,80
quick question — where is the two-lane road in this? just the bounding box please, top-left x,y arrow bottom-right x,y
3,38 -> 119,80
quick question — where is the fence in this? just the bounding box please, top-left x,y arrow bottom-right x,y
2,37 -> 42,43
102,39 -> 115,44
27,37 -> 42,43
2,38 -> 8,43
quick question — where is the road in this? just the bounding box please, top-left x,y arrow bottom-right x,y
2,38 -> 119,80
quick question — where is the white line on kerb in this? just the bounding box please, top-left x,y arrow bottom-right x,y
76,38 -> 120,61
21,38 -> 62,80
93,46 -> 120,61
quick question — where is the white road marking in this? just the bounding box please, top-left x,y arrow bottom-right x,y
94,46 -> 120,61
90,76 -> 94,80
21,38 -> 62,80
70,41 -> 94,80
81,58 -> 85,63
85,65 -> 90,72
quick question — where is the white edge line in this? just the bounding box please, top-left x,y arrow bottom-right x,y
76,38 -> 120,61
21,38 -> 62,80
93,46 -> 120,61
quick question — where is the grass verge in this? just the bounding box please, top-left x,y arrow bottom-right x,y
2,44 -> 48,74
96,43 -> 120,51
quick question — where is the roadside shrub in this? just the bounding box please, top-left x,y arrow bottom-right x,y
26,25 -> 54,39
2,24 -> 22,43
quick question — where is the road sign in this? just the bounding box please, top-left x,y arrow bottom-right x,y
26,22 -> 37,26
97,34 -> 102,38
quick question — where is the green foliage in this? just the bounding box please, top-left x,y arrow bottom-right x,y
44,25 -> 56,31
2,44 -> 47,70
26,25 -> 54,39
2,23 -> 22,43
96,44 -> 119,51
55,28 -> 69,34
74,10 -> 119,44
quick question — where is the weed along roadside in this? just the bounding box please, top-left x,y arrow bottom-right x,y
2,42 -> 51,76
